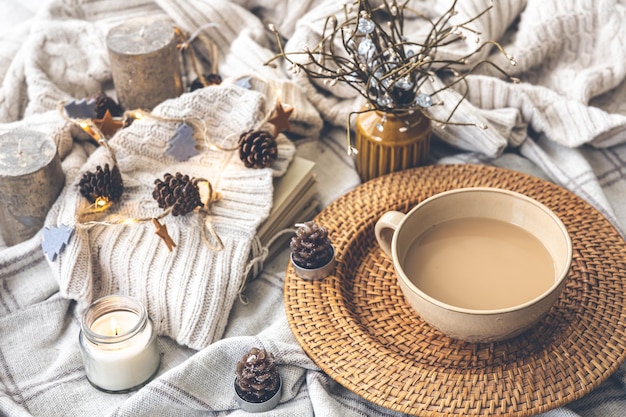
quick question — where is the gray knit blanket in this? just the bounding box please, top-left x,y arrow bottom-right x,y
1,0 -> 626,416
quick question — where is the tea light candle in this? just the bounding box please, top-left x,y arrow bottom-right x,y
79,295 -> 160,392
106,16 -> 183,111
0,129 -> 65,246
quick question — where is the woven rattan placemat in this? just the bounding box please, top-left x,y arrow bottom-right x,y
284,164 -> 626,417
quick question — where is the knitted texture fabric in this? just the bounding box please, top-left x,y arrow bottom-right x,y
153,0 -> 324,139
4,0 -> 626,416
46,85 -> 296,350
0,0 -> 322,350
0,0 -> 324,139
284,0 -> 626,157
0,18 -> 110,122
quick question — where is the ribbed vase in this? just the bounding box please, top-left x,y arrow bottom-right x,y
355,108 -> 431,182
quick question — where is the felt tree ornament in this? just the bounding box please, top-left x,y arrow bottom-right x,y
42,224 -> 75,262
235,76 -> 252,89
166,122 -> 200,161
238,129 -> 278,169
235,347 -> 280,403
78,164 -> 124,204
64,98 -> 97,119
63,92 -> 124,138
152,172 -> 203,216
290,221 -> 334,269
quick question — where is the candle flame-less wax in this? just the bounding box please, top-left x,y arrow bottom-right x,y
79,295 -> 160,392
106,16 -> 183,111
0,129 -> 64,246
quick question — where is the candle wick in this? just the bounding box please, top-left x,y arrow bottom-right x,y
110,316 -> 119,336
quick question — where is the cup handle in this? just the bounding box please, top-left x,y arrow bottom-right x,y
374,211 -> 406,258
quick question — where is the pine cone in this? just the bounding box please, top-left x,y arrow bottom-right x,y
290,221 -> 334,269
238,130 -> 278,169
189,73 -> 223,91
91,91 -> 123,118
152,172 -> 203,216
79,164 -> 124,203
235,347 -> 280,402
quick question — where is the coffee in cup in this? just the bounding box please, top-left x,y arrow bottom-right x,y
375,187 -> 572,342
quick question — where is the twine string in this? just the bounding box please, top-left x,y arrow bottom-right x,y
195,177 -> 225,251
199,216 -> 224,251
237,227 -> 296,303
175,24 -> 220,87
76,206 -> 173,227
175,26 -> 208,87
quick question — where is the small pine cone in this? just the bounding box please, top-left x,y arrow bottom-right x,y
290,221 -> 333,269
189,73 -> 223,91
91,91 -> 123,118
238,130 -> 278,169
152,172 -> 203,216
235,348 -> 280,402
79,164 -> 124,203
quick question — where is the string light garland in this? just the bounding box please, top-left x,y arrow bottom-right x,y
52,21 -> 297,257
61,88 -> 291,158
265,0 -> 519,155
55,102 -> 226,253
54,76 -> 294,255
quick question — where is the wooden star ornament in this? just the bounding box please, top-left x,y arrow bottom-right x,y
94,110 -> 124,137
152,218 -> 176,252
268,99 -> 294,136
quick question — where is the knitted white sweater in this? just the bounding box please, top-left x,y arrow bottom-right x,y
48,85 -> 299,349
0,0 -> 323,350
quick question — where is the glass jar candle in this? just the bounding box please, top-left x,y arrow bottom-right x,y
79,295 -> 160,392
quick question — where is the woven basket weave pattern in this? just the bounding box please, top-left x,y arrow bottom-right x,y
284,164 -> 626,417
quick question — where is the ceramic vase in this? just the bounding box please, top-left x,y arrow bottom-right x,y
354,106 -> 431,182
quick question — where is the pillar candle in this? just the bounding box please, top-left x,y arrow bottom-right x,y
106,16 -> 184,111
0,129 -> 65,246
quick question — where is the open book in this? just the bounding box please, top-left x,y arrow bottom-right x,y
257,156 -> 319,265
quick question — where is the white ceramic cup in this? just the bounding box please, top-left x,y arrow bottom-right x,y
374,187 -> 573,342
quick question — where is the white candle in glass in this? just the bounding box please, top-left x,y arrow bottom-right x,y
79,295 -> 160,392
